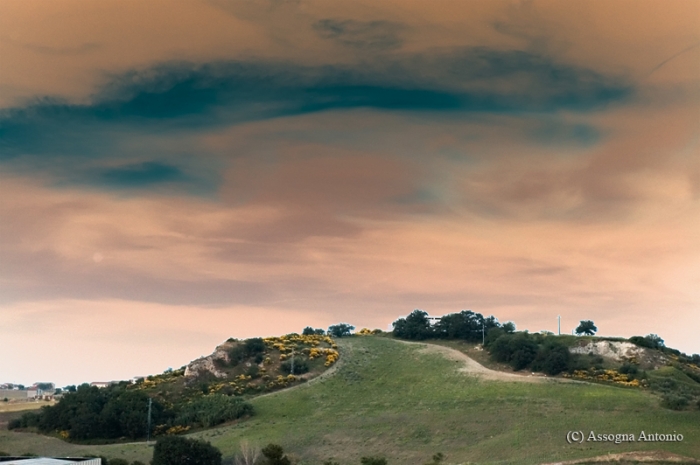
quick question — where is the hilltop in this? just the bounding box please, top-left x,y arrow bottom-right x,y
1,332 -> 699,464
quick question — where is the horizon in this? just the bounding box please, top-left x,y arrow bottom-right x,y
1,0 -> 698,387
1,310 -> 694,388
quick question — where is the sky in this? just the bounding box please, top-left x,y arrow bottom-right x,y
0,0 -> 699,387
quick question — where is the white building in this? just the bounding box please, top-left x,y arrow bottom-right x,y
0,458 -> 101,465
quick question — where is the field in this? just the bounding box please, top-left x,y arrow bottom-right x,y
0,402 -> 55,413
1,336 -> 698,464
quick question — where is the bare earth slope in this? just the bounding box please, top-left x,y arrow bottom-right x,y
394,338 -> 563,383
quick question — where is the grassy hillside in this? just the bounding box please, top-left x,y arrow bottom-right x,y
1,336 -> 699,464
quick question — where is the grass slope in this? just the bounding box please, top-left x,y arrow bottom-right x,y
1,336 -> 699,464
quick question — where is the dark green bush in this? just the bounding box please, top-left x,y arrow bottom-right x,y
532,342 -> 571,375
152,436 -> 222,465
176,394 -> 253,428
360,457 -> 388,465
280,360 -> 309,375
244,338 -> 266,355
629,336 -> 653,348
619,363 -> 639,378
228,338 -> 266,367
261,443 -> 291,465
661,393 -> 689,410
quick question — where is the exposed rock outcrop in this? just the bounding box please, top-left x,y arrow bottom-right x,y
568,340 -> 669,369
569,341 -> 645,362
184,342 -> 234,379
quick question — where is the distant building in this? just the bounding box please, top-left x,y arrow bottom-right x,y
89,382 -> 112,389
0,458 -> 101,464
0,389 -> 27,400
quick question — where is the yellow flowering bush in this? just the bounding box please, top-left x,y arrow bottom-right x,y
564,369 -> 647,387
166,425 -> 191,435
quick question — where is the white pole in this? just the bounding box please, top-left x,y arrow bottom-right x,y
146,397 -> 152,444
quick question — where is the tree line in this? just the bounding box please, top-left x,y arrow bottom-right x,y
8,383 -> 253,441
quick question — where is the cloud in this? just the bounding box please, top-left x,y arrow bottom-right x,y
313,19 -> 404,50
0,48 -> 632,159
97,161 -> 184,188
0,35 -> 101,56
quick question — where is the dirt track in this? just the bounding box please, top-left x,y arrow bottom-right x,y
395,339 -> 570,383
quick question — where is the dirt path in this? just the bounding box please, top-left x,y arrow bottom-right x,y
394,339 -> 570,383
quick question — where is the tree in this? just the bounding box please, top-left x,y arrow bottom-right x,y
644,334 -> 664,349
392,309 -> 433,340
502,322 -> 516,333
575,320 -> 597,336
261,444 -> 291,465
302,326 -> 315,336
328,323 -> 355,338
152,436 -> 222,465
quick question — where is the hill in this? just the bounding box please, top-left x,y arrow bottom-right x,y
1,335 -> 698,464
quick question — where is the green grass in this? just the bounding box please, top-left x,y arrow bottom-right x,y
1,337 -> 698,464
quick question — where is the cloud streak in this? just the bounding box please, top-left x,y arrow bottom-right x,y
0,48 -> 632,156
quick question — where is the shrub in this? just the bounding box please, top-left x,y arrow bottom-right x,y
280,360 -> 309,375
619,363 -> 639,378
244,338 -> 266,355
261,444 -> 291,465
361,457 -> 388,465
629,336 -> 653,348
661,393 -> 689,410
228,338 -> 266,367
152,436 -> 222,465
176,395 -> 253,428
534,344 -> 571,375
423,452 -> 445,465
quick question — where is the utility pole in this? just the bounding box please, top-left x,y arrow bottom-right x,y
146,397 -> 152,445
558,315 -> 561,336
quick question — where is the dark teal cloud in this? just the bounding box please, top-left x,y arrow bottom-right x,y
98,161 -> 184,188
0,47 -> 632,192
1,48 -> 631,147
